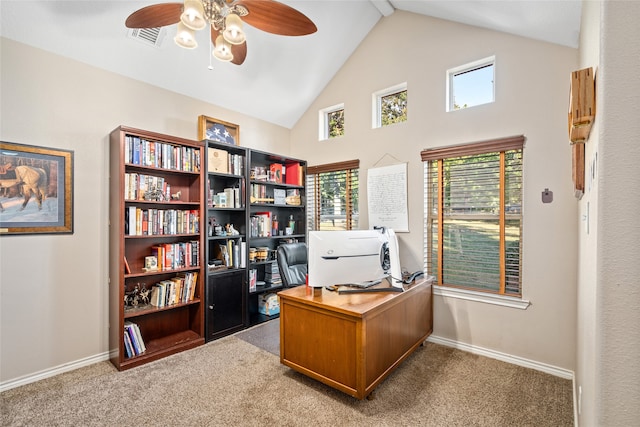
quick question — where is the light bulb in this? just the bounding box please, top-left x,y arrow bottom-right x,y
223,14 -> 246,45
213,34 -> 233,62
174,22 -> 197,49
180,0 -> 206,31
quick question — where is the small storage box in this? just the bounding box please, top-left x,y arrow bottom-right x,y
258,293 -> 280,316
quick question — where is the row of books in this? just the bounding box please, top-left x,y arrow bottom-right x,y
250,212 -> 272,237
149,272 -> 198,308
125,135 -> 201,172
207,148 -> 244,175
211,240 -> 246,269
251,162 -> 302,185
126,206 -> 200,236
124,321 -> 145,358
251,183 -> 269,203
264,262 -> 282,286
210,187 -> 242,208
124,172 -> 171,201
150,241 -> 200,271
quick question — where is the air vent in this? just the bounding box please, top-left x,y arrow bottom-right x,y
127,27 -> 165,48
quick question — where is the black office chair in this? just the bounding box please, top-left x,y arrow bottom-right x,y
277,242 -> 308,288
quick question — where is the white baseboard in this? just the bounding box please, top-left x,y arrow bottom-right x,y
426,335 -> 574,380
0,351 -> 111,393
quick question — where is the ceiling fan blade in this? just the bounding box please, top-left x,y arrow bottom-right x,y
231,42 -> 247,65
236,0 -> 317,36
125,3 -> 183,29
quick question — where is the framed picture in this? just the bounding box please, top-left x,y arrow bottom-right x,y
0,141 -> 74,235
198,115 -> 239,145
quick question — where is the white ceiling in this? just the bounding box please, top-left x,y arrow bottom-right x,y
0,0 -> 582,129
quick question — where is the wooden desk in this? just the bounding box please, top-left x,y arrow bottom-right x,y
278,278 -> 433,400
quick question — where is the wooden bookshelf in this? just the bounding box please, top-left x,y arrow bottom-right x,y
109,126 -> 205,370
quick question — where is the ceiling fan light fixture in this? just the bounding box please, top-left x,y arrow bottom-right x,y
180,0 -> 206,31
223,13 -> 246,45
213,34 -> 234,62
174,22 -> 198,49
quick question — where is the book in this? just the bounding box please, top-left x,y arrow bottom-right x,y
273,188 -> 286,205
224,188 -> 235,208
249,269 -> 257,292
285,162 -> 303,186
270,163 -> 283,183
123,330 -> 134,358
208,148 -> 229,173
240,241 -> 247,268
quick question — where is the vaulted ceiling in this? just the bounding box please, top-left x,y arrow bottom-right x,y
0,1 -> 582,128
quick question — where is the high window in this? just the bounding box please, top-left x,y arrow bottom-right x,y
307,160 -> 359,231
446,56 -> 495,111
318,104 -> 345,140
372,83 -> 407,128
421,136 -> 524,298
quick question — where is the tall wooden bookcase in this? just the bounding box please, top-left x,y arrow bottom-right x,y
109,126 -> 205,370
203,141 -> 307,338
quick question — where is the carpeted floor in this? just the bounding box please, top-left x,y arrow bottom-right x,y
235,318 -> 281,356
1,321 -> 574,427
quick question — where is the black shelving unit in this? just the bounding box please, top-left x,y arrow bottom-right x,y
204,141 -> 307,336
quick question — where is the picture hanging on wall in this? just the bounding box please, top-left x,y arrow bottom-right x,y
0,141 -> 74,235
198,115 -> 239,146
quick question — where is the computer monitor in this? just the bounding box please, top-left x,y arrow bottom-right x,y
308,229 -> 401,288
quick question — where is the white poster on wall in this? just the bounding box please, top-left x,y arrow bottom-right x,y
367,163 -> 408,232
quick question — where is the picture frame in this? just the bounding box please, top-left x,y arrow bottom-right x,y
198,115 -> 239,145
0,141 -> 74,235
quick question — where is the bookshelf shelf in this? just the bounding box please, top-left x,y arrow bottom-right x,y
118,330 -> 203,370
124,299 -> 202,319
109,126 -> 205,371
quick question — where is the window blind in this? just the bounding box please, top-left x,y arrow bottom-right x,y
422,136 -> 524,296
307,160 -> 359,231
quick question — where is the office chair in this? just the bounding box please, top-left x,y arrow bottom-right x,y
276,242 -> 308,288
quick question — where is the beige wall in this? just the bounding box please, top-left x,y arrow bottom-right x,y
0,38 -> 290,384
290,11 -> 579,371
575,1 -> 600,424
592,1 -> 640,425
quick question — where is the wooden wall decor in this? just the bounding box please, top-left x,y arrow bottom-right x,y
198,116 -> 239,146
568,67 -> 595,143
572,142 -> 585,199
568,67 -> 595,199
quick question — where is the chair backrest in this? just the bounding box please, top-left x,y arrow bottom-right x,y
277,242 -> 308,287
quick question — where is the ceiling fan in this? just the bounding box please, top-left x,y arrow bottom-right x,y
125,0 -> 317,65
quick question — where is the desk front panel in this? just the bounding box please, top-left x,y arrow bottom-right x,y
280,300 -> 359,394
363,282 -> 432,388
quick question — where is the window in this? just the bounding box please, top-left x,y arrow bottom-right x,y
446,56 -> 495,111
318,104 -> 345,140
307,160 -> 359,231
421,136 -> 524,298
372,83 -> 407,128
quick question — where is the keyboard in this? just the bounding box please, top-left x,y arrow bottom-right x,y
343,279 -> 382,289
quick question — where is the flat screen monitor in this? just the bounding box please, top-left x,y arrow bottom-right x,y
307,229 -> 389,288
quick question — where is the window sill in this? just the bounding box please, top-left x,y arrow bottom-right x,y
433,286 -> 530,310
